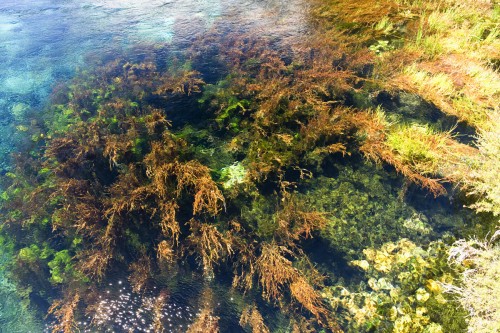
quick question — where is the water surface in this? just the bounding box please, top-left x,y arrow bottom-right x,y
0,0 -> 306,170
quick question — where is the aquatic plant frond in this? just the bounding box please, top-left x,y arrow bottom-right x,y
47,292 -> 80,333
129,255 -> 152,293
187,219 -> 234,277
256,242 -> 297,302
239,305 -> 270,333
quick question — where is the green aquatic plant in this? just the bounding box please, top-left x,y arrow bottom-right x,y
47,250 -> 78,284
0,233 -> 44,332
10,102 -> 30,121
325,239 -> 467,333
219,162 -> 247,189
18,244 -> 44,263
369,40 -> 394,54
300,163 -> 439,257
460,113 -> 500,217
386,123 -> 454,176
355,109 -> 478,196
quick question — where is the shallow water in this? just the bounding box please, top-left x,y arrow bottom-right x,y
0,1 -> 482,332
0,1 -> 306,331
0,0 -> 306,171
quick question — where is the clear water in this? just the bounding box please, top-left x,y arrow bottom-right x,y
0,238 -> 43,333
0,1 -> 482,332
0,0 -> 306,170
0,1 -> 306,331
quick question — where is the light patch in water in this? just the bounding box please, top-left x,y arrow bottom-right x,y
1,69 -> 53,95
44,283 -> 199,333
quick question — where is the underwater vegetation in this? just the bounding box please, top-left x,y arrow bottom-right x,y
299,163 -> 470,259
0,0 -> 499,332
325,238 -> 467,333
43,280 -> 200,333
0,234 -> 43,332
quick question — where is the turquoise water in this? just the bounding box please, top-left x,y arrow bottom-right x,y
0,1 -> 305,331
0,0 -> 305,171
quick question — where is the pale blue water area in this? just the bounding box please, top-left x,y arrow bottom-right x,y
0,1 -> 305,331
0,0 -> 306,170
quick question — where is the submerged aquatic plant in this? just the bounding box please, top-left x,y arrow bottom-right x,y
2,36 -> 361,331
326,239 -> 467,333
301,163 -> 436,257
219,162 -> 247,190
461,113 -> 500,216
240,304 -> 270,333
1,0 -> 498,330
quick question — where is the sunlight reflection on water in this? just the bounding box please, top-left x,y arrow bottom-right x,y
43,282 -> 200,333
